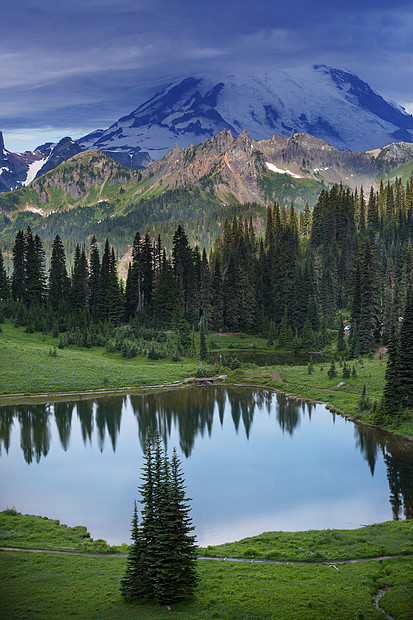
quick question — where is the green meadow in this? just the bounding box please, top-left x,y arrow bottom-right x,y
1,512 -> 412,619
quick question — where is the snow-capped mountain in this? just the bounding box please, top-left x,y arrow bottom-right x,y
2,64 -> 413,193
0,133 -> 81,193
77,65 -> 413,159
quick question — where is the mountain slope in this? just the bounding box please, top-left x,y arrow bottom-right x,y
0,133 -> 82,193
77,65 -> 413,159
2,129 -> 413,255
2,131 -> 413,227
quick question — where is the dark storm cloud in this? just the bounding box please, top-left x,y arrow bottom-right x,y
1,0 -> 413,150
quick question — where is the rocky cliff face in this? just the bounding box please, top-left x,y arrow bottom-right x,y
0,131 -> 45,192
0,134 -> 84,193
3,129 -> 413,223
137,130 -> 413,204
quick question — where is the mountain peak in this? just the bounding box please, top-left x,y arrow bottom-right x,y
75,66 -> 413,161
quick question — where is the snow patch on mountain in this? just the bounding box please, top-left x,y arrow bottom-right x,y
265,161 -> 303,178
23,157 -> 49,186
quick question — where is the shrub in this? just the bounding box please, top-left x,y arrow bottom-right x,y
230,358 -> 241,370
148,346 -> 162,360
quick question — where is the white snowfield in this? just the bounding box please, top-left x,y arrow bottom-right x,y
265,161 -> 302,178
22,158 -> 49,186
76,65 -> 413,158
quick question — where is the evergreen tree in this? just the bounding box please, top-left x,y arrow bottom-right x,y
199,317 -> 208,361
278,307 -> 292,349
120,501 -> 148,600
97,239 -> 111,321
172,225 -> 195,323
48,235 -> 70,311
210,256 -> 224,331
354,238 -> 379,353
107,247 -> 124,323
348,322 -> 360,359
70,245 -> 89,311
11,230 -> 25,301
24,229 -> 46,307
152,252 -> 181,328
300,319 -> 315,351
200,249 -> 212,329
383,319 -> 400,416
398,286 -> 413,407
157,449 -> 198,603
223,252 -> 239,331
328,358 -> 337,379
337,317 -> 346,352
121,433 -> 198,605
88,236 -> 100,320
0,248 -> 10,301
319,317 -> 329,348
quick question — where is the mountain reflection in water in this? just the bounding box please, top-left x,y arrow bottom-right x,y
1,387 -> 412,524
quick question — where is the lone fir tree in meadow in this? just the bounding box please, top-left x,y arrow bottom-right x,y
121,433 -> 198,605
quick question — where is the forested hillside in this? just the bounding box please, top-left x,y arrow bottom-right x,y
1,176 -> 412,423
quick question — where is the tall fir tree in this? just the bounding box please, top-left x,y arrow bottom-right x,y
70,245 -> 89,311
120,500 -> 148,600
122,433 -> 198,605
97,239 -> 111,321
88,236 -> 100,321
210,255 -> 224,331
107,247 -> 124,323
48,235 -> 70,311
0,248 -> 10,301
199,317 -> 208,361
383,319 -> 401,417
24,229 -> 46,307
337,316 -> 346,352
398,286 -> 413,407
11,230 -> 25,301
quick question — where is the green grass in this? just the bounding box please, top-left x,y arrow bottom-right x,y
1,321 -> 413,439
231,355 -> 413,437
0,550 -> 412,619
4,512 -> 411,563
0,510 -> 121,553
1,514 -> 412,618
0,321 -> 208,398
200,521 -> 413,562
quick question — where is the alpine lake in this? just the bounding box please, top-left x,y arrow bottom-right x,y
0,386 -> 412,547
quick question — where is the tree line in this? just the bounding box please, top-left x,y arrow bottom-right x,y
0,178 -> 412,404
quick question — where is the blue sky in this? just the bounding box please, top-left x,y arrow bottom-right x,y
2,0 -> 413,152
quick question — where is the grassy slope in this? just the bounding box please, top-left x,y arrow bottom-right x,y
1,321 -> 413,437
0,512 -> 412,619
201,521 -> 413,562
0,511 -> 119,553
0,321 -> 200,396
230,356 -> 413,437
1,512 -> 412,562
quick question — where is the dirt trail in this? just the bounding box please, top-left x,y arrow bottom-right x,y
1,547 -> 410,567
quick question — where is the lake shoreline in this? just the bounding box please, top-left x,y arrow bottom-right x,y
1,376 -> 412,446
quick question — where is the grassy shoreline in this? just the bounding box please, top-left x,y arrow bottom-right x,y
1,511 -> 412,562
1,320 -> 412,440
1,512 -> 412,619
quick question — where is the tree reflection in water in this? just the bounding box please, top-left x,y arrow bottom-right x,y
0,387 -> 412,520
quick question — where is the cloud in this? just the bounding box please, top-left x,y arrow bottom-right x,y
2,0 -> 413,150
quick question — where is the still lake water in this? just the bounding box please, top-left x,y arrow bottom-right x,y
0,387 -> 412,546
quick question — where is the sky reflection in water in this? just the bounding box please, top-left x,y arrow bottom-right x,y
0,387 -> 411,546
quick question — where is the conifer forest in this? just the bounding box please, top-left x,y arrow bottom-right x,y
1,179 -> 413,422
